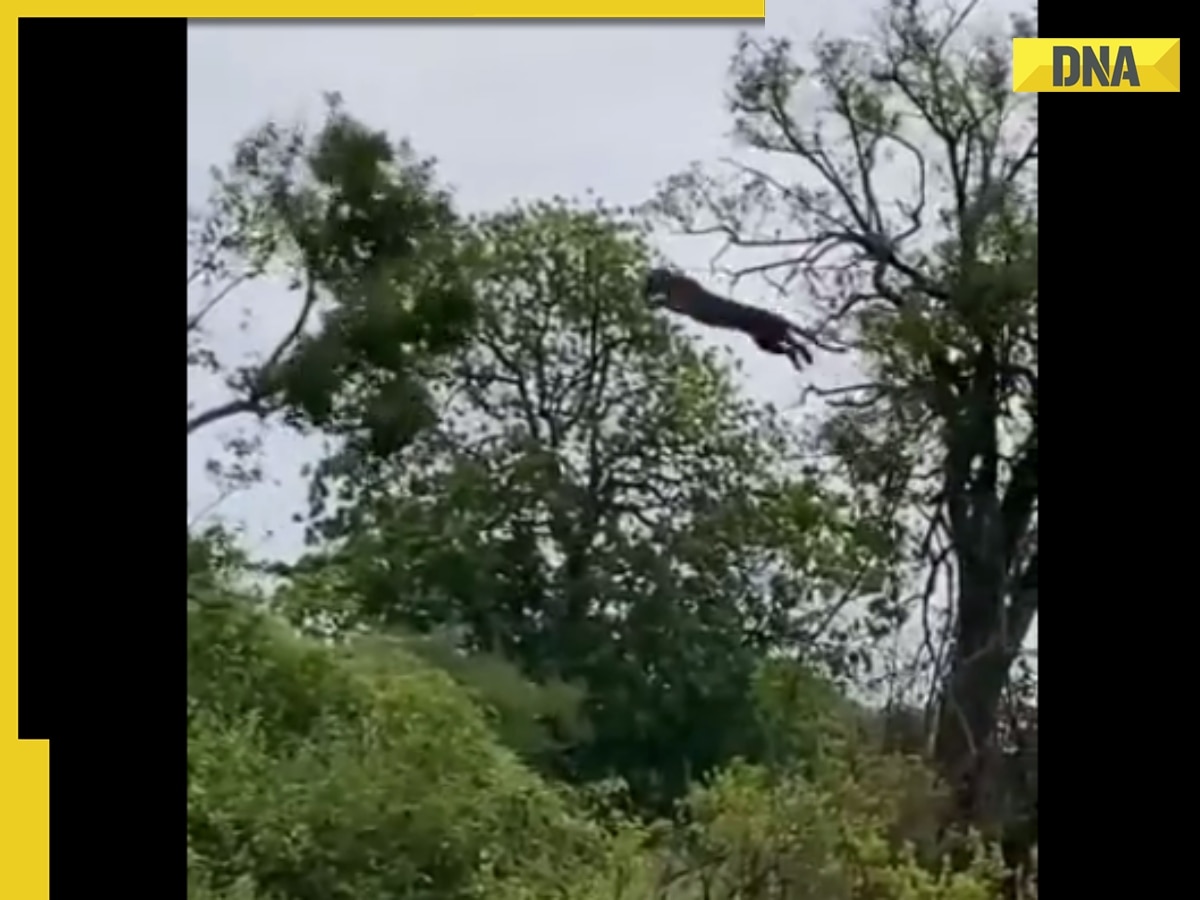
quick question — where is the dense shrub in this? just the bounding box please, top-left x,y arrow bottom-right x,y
187,593 -> 1009,900
187,595 -> 612,900
660,758 -> 1002,900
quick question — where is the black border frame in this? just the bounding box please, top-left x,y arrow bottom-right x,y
1036,0 -> 1186,890
18,16 -> 182,895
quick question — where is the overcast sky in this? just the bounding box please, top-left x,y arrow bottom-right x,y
187,8 -> 1027,568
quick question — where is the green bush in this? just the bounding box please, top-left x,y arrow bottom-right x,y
186,593 -> 1009,900
187,595 -> 613,900
658,758 -> 1003,900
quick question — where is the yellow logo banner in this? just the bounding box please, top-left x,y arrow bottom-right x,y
1012,38 -> 1180,92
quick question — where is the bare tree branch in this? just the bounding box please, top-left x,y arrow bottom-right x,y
186,273 -> 319,436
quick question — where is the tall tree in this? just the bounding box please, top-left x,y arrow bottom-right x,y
294,199 -> 878,809
187,95 -> 476,496
655,0 -> 1037,829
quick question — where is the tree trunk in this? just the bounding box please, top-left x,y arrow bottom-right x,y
933,594 -> 1014,821
934,556 -> 1037,823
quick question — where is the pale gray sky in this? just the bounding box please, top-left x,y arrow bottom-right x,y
187,8 -> 1027,567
